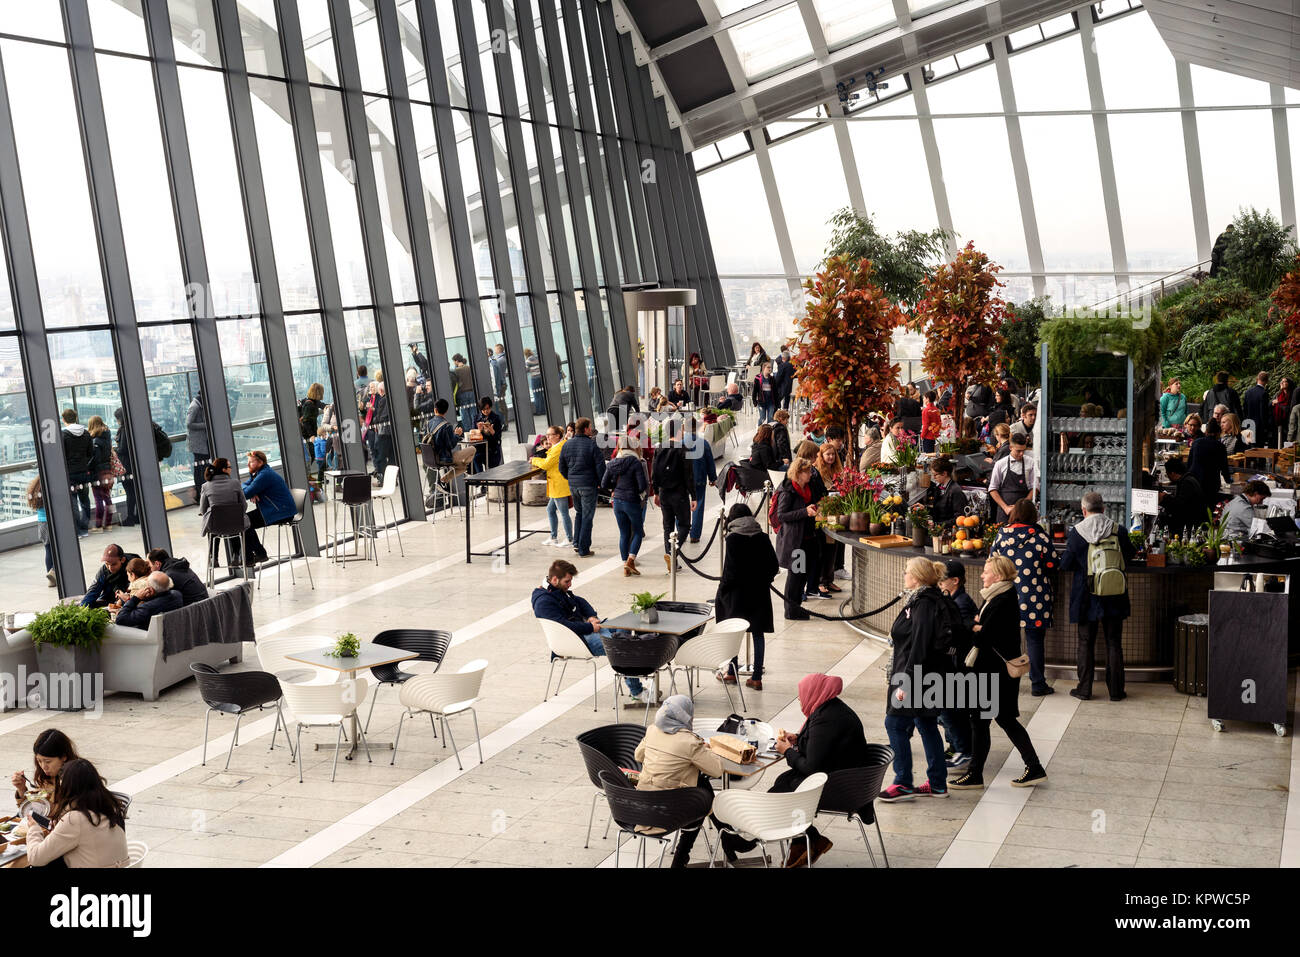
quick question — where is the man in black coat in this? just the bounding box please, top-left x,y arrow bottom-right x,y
147,548 -> 209,606
61,408 -> 95,536
1241,371 -> 1273,448
1200,371 -> 1242,421
1187,417 -> 1231,513
714,504 -> 778,689
79,544 -> 139,608
1208,223 -> 1233,278
1158,458 -> 1205,536
772,350 -> 794,410
1060,493 -> 1137,702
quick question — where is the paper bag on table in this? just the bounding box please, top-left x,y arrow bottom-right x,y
709,733 -> 757,764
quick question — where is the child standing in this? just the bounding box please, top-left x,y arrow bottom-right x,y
750,360 -> 775,424
313,427 -> 330,483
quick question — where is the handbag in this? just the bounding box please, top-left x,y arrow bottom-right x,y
995,646 -> 1031,678
109,449 -> 126,479
715,713 -> 746,735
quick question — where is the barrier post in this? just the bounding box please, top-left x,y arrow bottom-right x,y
670,528 -> 678,601
762,481 -> 773,532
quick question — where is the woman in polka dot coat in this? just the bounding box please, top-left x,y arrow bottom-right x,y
992,498 -> 1056,697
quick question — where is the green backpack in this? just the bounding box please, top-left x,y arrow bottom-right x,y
1086,533 -> 1127,597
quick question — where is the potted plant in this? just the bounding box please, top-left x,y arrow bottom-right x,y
865,490 -> 902,537
908,503 -> 933,547
630,591 -> 665,624
819,495 -> 849,528
893,430 -> 921,474
1200,510 -> 1231,565
834,469 -> 877,533
27,604 -> 110,712
326,632 -> 361,658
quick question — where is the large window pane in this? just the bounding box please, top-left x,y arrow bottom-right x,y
0,340 -> 51,611
238,0 -> 284,77
365,98 -> 419,303
47,330 -> 146,576
89,0 -> 148,55
138,324 -> 203,551
847,98 -> 939,237
178,67 -> 258,315
249,77 -> 320,309
218,317 -> 279,466
0,6 -> 63,42
98,55 -> 187,323
311,86 -> 373,306
720,277 -> 798,362
812,0 -> 896,49
1092,10 -> 1179,110
728,6 -> 812,82
933,114 -> 1029,270
167,0 -> 221,67
1111,112 -> 1197,272
698,155 -> 784,274
1020,116 -> 1112,272
1008,34 -> 1089,112
1198,109 -> 1282,234
2,40 -> 108,328
299,0 -> 339,86
768,125 -> 850,273
412,105 -> 460,298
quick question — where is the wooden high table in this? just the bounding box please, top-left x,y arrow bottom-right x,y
463,460 -> 544,564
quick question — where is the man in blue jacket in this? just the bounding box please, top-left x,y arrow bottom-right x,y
531,560 -> 650,704
116,572 -> 184,630
241,450 -> 295,564
684,417 -> 717,544
559,417 -> 606,558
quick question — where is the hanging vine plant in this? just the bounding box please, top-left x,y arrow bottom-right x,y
1038,310 -> 1169,375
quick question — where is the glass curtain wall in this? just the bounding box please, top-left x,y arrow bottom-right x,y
0,0 -> 704,608
699,4 -> 1300,356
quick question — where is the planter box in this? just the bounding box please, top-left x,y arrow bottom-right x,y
520,478 -> 548,506
33,644 -> 102,712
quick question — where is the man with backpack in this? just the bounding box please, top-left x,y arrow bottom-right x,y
650,421 -> 694,573
1060,491 -> 1136,702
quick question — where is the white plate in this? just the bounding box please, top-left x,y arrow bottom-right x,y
18,798 -> 49,819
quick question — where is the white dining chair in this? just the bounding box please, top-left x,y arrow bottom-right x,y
667,618 -> 750,710
126,840 -> 149,868
279,679 -> 370,783
540,618 -> 601,711
391,659 -> 487,770
372,465 -> 404,556
256,635 -> 341,686
708,772 -> 827,868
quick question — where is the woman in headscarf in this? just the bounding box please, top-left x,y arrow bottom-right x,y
633,694 -> 723,868
717,673 -> 870,867
714,503 -> 778,690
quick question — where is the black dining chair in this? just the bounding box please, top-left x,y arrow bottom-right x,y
816,744 -> 895,867
364,628 -> 452,733
601,633 -> 679,725
653,601 -> 713,643
576,724 -> 646,848
204,502 -> 248,586
189,663 -> 290,769
597,770 -> 715,868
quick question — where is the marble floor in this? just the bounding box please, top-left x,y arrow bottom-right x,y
1,418 -> 1297,869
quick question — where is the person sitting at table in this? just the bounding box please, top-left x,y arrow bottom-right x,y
474,396 -> 504,470
111,557 -> 151,606
198,457 -> 248,567
1221,480 -> 1269,540
78,544 -> 139,608
115,572 -> 183,630
426,398 -> 463,467
858,427 -> 883,470
667,379 -> 689,408
633,695 -> 723,868
12,729 -> 80,812
24,758 -> 128,868
241,450 -> 295,565
746,424 -> 780,472
924,457 -> 967,525
716,382 -> 743,413
715,674 -> 870,867
531,559 -> 652,705
146,548 -> 208,607
1158,457 -> 1204,536
1183,412 -> 1203,442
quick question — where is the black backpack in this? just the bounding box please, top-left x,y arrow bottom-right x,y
152,422 -> 172,461
652,445 -> 688,492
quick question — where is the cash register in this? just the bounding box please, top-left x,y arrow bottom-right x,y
1243,516 -> 1300,559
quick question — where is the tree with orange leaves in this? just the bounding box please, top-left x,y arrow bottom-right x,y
1271,255 -> 1300,364
789,255 -> 905,460
911,242 -> 1009,427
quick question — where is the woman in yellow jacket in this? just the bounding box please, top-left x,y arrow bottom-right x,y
531,425 -> 573,547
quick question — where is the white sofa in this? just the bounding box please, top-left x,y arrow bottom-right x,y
1,584 -> 250,709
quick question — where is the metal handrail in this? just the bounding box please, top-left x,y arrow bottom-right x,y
1086,260 -> 1211,314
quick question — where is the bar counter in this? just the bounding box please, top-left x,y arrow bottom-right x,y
827,529 -> 1300,678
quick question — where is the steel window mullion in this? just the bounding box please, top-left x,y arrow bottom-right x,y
513,0 -> 594,419
539,0 -> 616,407
412,1 -> 496,404
558,0 -> 634,387
1271,84 -> 1296,231
275,0 -> 367,472
330,0 -> 424,516
643,79 -> 690,287
577,0 -> 638,286
375,0 -> 453,407
597,0 -> 654,282
140,0 -> 237,465
1077,15 -> 1129,292
484,0 -> 565,424
616,31 -> 673,291
211,0 -> 319,553
0,47 -> 85,594
62,0 -> 172,555
1175,60 -> 1211,263
451,0 -> 538,442
677,139 -> 732,364
688,168 -> 735,362
909,67 -> 957,259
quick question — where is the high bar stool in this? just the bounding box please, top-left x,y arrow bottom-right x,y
371,465 -> 404,556
259,488 -> 316,595
205,502 -> 248,586
340,473 -> 379,567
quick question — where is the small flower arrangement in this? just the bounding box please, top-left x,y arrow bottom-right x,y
909,502 -> 935,536
327,633 -> 360,658
866,491 -> 904,525
892,430 -> 921,471
834,469 -> 883,515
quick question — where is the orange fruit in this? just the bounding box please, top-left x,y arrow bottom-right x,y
970,539 -> 982,549
954,530 -> 967,541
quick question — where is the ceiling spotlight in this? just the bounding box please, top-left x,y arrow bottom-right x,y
815,104 -> 823,118
922,65 -> 935,82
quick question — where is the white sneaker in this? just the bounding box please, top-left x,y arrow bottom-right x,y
636,687 -> 658,707
834,568 -> 851,580
542,537 -> 558,547
562,539 -> 575,549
